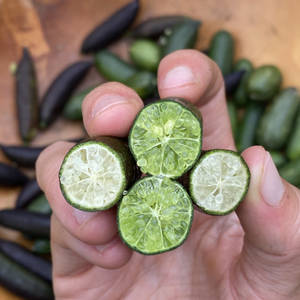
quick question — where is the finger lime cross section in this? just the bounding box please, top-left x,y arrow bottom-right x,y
129,99 -> 202,178
118,176 -> 193,254
190,150 -> 250,215
59,138 -> 133,211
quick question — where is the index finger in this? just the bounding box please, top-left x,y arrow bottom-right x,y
82,82 -> 144,137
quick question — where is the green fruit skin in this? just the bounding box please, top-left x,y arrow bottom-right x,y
233,59 -> 253,107
125,71 -> 157,99
208,30 -> 234,76
234,58 -> 253,72
130,39 -> 161,72
94,50 -> 137,83
163,20 -> 200,56
279,160 -> 300,187
287,111 -> 300,160
256,88 -> 300,150
63,86 -> 95,120
237,102 -> 264,152
32,239 -> 51,255
247,65 -> 282,101
0,252 -> 53,300
269,151 -> 287,168
27,194 -> 52,215
227,101 -> 238,142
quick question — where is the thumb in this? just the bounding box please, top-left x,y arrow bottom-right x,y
234,146 -> 300,299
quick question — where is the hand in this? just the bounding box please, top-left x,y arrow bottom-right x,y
36,50 -> 300,300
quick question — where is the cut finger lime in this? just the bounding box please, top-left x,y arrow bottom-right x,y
59,137 -> 135,211
190,150 -> 250,215
129,98 -> 202,178
118,176 -> 193,254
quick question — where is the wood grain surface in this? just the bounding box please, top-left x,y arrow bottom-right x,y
0,0 -> 299,298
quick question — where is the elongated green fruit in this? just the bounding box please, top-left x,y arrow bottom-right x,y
279,160 -> 300,187
163,20 -> 200,56
256,88 -> 300,150
233,58 -> 253,107
190,150 -> 250,215
27,194 -> 52,215
125,71 -> 156,99
129,98 -> 202,178
130,39 -> 161,71
237,102 -> 264,152
270,151 -> 287,168
208,30 -> 234,76
227,101 -> 238,141
15,48 -> 38,143
32,240 -> 51,255
0,252 -> 53,300
247,65 -> 282,101
94,50 -> 137,83
59,138 -> 136,211
286,111 -> 300,160
131,15 -> 191,38
234,58 -> 253,72
63,86 -> 95,120
118,176 -> 193,254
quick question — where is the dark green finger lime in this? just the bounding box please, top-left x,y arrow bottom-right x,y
270,151 -> 287,168
233,58 -> 253,107
94,50 -> 137,83
163,19 -> 200,56
63,86 -> 95,120
256,88 -> 300,150
247,65 -> 282,101
125,71 -> 157,99
208,30 -> 234,76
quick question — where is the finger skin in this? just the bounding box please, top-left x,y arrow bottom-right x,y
51,215 -> 132,278
82,82 -> 144,137
232,146 -> 300,299
157,49 -> 235,150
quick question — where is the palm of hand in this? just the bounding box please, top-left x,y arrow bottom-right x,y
56,213 -> 247,299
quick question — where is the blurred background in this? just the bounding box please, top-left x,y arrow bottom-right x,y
0,0 -> 299,298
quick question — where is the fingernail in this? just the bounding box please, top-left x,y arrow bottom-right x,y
91,94 -> 129,119
261,152 -> 285,207
161,66 -> 196,89
72,208 -> 98,225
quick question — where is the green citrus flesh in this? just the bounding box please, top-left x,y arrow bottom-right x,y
118,176 -> 193,254
129,99 -> 202,178
190,150 -> 250,215
59,141 -> 125,211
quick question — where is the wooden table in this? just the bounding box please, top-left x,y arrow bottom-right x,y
0,0 -> 299,298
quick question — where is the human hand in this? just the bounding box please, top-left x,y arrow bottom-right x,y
36,50 -> 300,300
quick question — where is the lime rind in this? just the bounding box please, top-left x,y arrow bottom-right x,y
190,150 -> 250,215
129,99 -> 202,178
118,176 -> 193,254
59,141 -> 126,211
